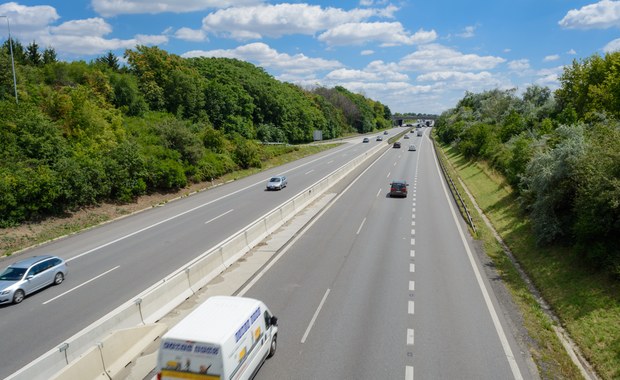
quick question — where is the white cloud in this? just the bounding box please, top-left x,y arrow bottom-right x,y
559,0 -> 620,29
400,44 -> 506,72
318,22 -> 437,46
534,66 -> 564,88
50,18 -> 112,37
543,54 -> 560,62
416,71 -> 493,83
92,0 -> 262,17
325,66 -> 408,82
508,59 -> 530,71
201,3 -> 396,40
457,25 -> 476,38
567,49 -> 577,55
361,49 -> 375,55
175,27 -> 207,42
0,3 -> 166,56
182,42 -> 342,76
604,37 -> 620,52
0,2 -> 59,34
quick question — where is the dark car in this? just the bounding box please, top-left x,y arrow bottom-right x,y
383,131 -> 389,135
363,137 -> 370,143
389,181 -> 408,198
393,141 -> 401,148
0,255 -> 67,304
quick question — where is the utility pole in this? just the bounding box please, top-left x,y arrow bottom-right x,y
1,15 -> 18,104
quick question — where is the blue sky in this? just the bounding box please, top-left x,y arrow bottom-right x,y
1,0 -> 619,114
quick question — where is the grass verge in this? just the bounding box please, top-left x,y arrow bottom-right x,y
0,143 -> 340,257
435,140 -> 620,379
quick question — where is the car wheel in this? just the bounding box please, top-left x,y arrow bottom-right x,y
13,289 -> 25,304
268,334 -> 277,358
54,272 -> 64,285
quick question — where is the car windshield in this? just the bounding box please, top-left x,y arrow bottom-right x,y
0,267 -> 27,281
270,178 -> 281,182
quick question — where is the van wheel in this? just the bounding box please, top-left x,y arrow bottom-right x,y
268,334 -> 277,358
54,272 -> 64,285
13,290 -> 25,304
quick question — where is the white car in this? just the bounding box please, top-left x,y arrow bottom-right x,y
408,145 -> 417,151
266,176 -> 287,190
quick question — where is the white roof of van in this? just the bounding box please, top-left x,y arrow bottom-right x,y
164,296 -> 263,343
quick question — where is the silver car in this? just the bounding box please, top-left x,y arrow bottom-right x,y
0,255 -> 67,304
266,176 -> 287,190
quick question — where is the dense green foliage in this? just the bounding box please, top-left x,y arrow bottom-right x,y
0,42 -> 391,226
435,52 -> 620,276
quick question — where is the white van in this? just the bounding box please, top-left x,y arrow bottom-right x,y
157,296 -> 278,380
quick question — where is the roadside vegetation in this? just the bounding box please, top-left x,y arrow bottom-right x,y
434,51 -> 620,379
0,42 -> 392,228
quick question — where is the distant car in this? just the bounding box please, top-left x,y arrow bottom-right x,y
363,137 -> 370,143
404,134 -> 410,139
266,176 -> 287,190
408,145 -> 417,151
393,141 -> 401,148
0,255 -> 67,304
376,135 -> 383,141
417,130 -> 423,136
389,181 -> 408,198
410,129 -> 415,133
383,131 -> 389,135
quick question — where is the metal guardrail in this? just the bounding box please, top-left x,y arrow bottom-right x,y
431,138 -> 477,235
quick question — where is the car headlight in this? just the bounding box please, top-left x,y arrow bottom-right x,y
0,289 -> 11,295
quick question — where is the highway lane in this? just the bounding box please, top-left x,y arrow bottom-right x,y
244,128 -> 536,379
0,129 -> 401,379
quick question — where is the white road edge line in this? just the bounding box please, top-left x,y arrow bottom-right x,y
301,288 -> 331,344
204,209 -> 234,224
43,266 -> 120,305
431,142 -> 524,380
356,218 -> 367,235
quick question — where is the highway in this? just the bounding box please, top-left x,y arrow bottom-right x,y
0,129 -> 395,379
242,128 -> 537,379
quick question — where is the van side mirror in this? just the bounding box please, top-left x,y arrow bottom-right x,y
270,316 -> 278,326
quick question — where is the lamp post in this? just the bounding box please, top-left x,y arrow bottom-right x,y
0,15 -> 18,104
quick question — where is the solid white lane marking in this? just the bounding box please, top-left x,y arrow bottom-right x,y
407,329 -> 414,345
43,266 -> 120,304
431,144 -> 524,380
409,281 -> 415,291
356,218 -> 367,235
301,288 -> 331,343
204,209 -> 234,224
410,263 -> 415,273
405,365 -> 414,380
408,301 -> 415,314
305,169 -> 315,175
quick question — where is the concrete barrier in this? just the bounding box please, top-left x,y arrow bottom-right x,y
9,142 -> 389,380
51,323 -> 167,380
140,272 -> 194,324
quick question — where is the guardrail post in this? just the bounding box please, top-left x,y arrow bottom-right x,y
59,343 -> 69,365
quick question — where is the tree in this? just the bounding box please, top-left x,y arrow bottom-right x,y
42,47 -> 57,64
95,51 -> 120,71
26,40 -> 42,66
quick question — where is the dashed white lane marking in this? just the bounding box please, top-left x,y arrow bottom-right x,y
412,221 -> 415,226
407,329 -> 414,345
410,250 -> 415,258
376,188 -> 382,197
356,217 -> 366,235
412,207 -> 416,213
411,238 -> 415,245
387,172 -> 391,178
305,169 -> 315,175
408,300 -> 415,315
411,229 -> 415,235
413,202 -> 416,207
409,263 -> 415,273
43,266 -> 120,304
409,281 -> 415,291
301,288 -> 330,344
405,366 -> 414,380
204,209 -> 234,224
